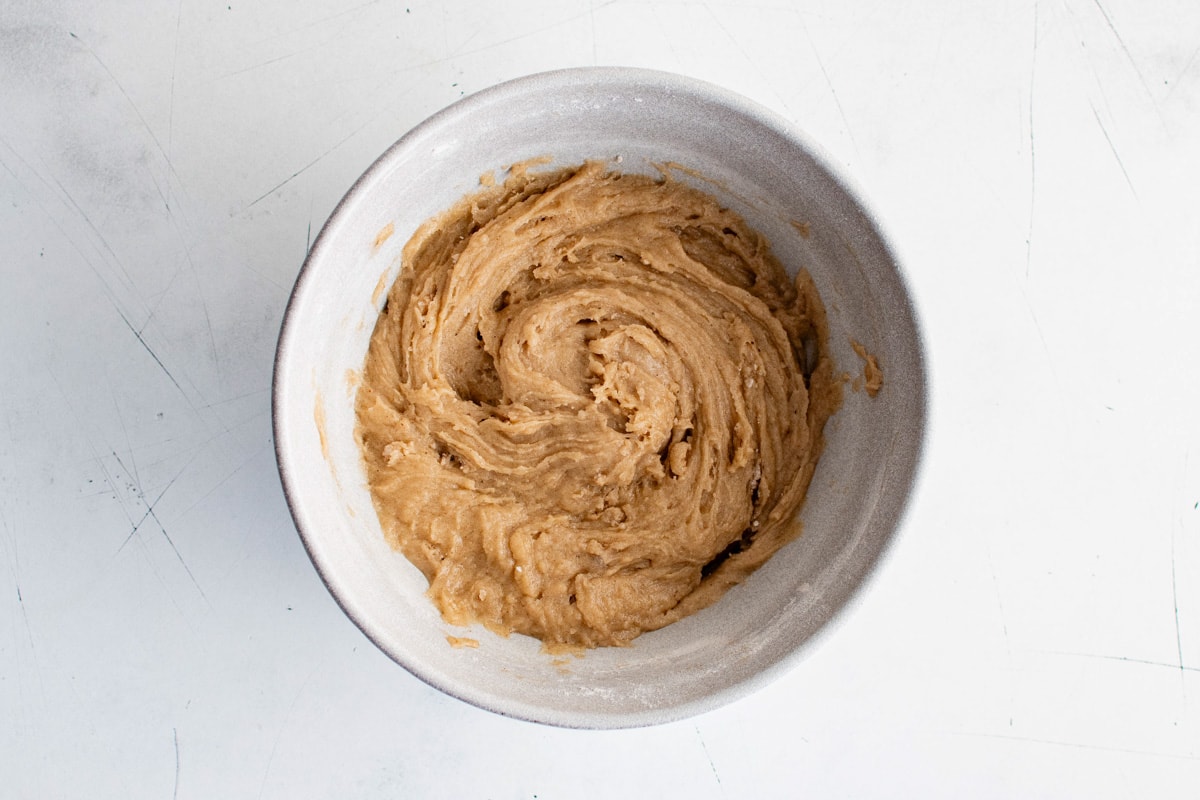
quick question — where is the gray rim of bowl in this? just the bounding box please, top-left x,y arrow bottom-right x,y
272,66 -> 930,729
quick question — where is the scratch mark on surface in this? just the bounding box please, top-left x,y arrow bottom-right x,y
797,16 -> 857,155
694,726 -> 725,795
209,2 -> 385,80
116,516 -> 145,554
199,387 -> 272,410
68,32 -> 183,214
200,290 -> 219,376
168,0 -> 183,209
1171,452 -> 1187,677
1025,304 -> 1054,374
705,4 -> 795,120
1026,1 -> 1039,278
173,728 -> 181,800
241,0 -> 383,51
127,407 -> 267,486
115,459 -> 191,555
111,388 -> 142,495
0,153 -> 20,185
389,1 -> 618,74
222,37 -> 341,79
1012,272 -> 1073,462
439,1 -> 449,58
177,442 -> 271,518
16,578 -> 48,708
648,4 -> 687,67
246,123 -> 364,209
45,369 -> 155,531
1040,650 -> 1199,673
306,0 -> 384,28
982,529 -> 1014,723
110,449 -> 145,501
257,662 -> 323,799
952,730 -> 1200,761
0,132 -> 166,337
48,173 -> 139,294
442,24 -> 486,59
5,523 -> 48,709
1089,105 -> 1137,197
0,134 -> 109,274
305,193 -> 315,255
42,367 -> 206,642
1090,0 -> 1157,104
138,262 -> 184,336
129,532 -> 195,627
16,580 -> 36,651
1165,41 -> 1200,101
107,446 -> 210,605
114,306 -> 188,398
148,210 -> 218,377
153,508 -> 210,604
109,451 -> 210,612
113,302 -> 214,433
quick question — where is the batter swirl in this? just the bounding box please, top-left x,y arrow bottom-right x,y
356,161 -> 838,647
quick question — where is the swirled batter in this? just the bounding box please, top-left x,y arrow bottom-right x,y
355,161 -> 839,647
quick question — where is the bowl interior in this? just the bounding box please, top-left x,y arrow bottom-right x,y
273,68 -> 925,728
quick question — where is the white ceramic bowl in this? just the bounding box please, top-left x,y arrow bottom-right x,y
273,67 -> 926,728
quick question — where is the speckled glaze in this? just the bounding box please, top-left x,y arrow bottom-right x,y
272,68 -> 927,728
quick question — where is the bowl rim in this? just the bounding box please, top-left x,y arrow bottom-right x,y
272,65 -> 929,729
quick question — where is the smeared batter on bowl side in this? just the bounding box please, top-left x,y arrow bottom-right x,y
355,160 -> 839,648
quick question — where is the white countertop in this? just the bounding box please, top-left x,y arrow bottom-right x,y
2,1 -> 1198,796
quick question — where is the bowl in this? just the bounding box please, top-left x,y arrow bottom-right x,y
272,67 -> 926,728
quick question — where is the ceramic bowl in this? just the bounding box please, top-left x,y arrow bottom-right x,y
272,67 -> 926,728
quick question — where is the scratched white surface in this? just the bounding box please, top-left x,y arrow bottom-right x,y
2,0 -> 1199,796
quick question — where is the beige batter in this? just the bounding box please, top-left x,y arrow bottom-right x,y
355,161 -> 839,648
851,340 -> 884,398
